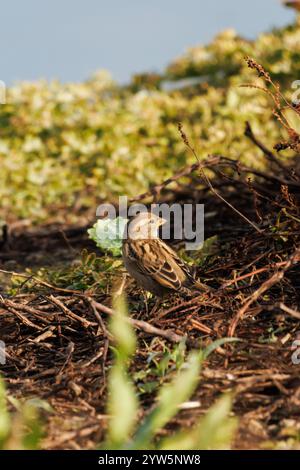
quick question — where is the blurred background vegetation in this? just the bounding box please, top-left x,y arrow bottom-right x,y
1,3 -> 300,452
1,17 -> 300,223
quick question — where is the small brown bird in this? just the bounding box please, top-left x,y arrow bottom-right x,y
122,212 -> 209,297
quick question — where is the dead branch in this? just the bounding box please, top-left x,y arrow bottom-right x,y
245,121 -> 288,172
48,295 -> 94,328
91,300 -> 197,346
228,247 -> 300,336
279,302 -> 300,320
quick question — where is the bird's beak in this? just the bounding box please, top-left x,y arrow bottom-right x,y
159,217 -> 167,226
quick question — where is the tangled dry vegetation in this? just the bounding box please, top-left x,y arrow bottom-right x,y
1,19 -> 300,224
1,115 -> 300,448
1,22 -> 300,449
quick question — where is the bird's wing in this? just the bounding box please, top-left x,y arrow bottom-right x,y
162,243 -> 211,292
160,241 -> 196,287
123,238 -> 194,291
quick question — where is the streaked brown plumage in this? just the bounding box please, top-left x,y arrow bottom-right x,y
122,212 -> 209,297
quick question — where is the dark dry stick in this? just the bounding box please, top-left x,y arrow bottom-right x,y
229,247 -> 300,337
220,259 -> 298,289
0,300 -> 43,331
177,123 -> 263,234
0,297 -> 51,324
129,157 -> 220,202
48,295 -> 94,328
1,270 -> 190,345
244,121 -> 287,172
279,302 -> 300,320
91,300 -> 194,346
131,153 -> 298,205
0,268 -> 84,295
89,299 -> 113,340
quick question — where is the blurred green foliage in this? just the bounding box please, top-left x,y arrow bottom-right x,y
0,377 -> 49,449
104,294 -> 238,450
8,249 -> 123,295
1,20 -> 300,222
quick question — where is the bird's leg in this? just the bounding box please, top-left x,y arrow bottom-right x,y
142,290 -> 149,316
141,290 -> 156,317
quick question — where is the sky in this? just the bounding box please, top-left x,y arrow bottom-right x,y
0,0 -> 295,85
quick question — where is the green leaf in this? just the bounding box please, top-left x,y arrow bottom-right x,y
88,217 -> 128,257
106,363 -> 138,448
21,403 -> 43,450
159,394 -> 237,450
197,235 -> 218,259
105,293 -> 138,448
130,351 -> 202,449
202,337 -> 240,360
111,294 -> 136,359
0,378 -> 47,449
0,378 -> 10,446
25,398 -> 54,414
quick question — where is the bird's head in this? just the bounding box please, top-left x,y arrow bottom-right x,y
127,212 -> 166,239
